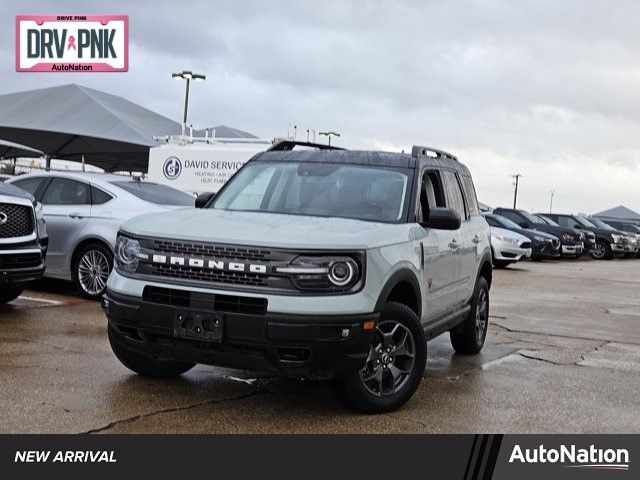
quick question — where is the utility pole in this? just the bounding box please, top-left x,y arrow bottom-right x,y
549,189 -> 555,213
512,174 -> 522,208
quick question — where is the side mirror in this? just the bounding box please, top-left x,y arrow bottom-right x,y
519,222 -> 530,229
195,192 -> 215,209
421,207 -> 461,230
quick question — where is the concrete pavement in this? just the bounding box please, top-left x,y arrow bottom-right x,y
1,259 -> 639,433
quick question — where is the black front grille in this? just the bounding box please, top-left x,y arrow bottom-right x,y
136,237 -> 298,291
153,240 -> 271,262
520,242 -> 532,249
0,252 -> 42,269
0,203 -> 34,239
151,264 -> 269,287
143,286 -> 268,315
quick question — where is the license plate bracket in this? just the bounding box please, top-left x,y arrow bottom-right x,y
173,311 -> 224,343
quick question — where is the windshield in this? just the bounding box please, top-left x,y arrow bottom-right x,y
212,162 -> 410,223
111,181 -> 194,206
519,210 -> 543,225
573,216 -> 597,228
537,214 -> 560,226
588,217 -> 615,230
492,215 -> 522,230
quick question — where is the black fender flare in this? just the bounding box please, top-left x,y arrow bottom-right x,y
374,268 -> 423,319
476,250 -> 493,289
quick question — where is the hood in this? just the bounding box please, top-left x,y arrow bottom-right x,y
523,228 -> 558,241
0,181 -> 34,201
121,208 -> 416,250
491,226 -> 530,243
530,223 -> 581,238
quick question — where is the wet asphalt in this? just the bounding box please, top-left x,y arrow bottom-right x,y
1,258 -> 639,433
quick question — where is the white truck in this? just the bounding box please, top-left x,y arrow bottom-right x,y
147,134 -> 272,195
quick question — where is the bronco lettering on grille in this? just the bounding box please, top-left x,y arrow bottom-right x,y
151,254 -> 268,274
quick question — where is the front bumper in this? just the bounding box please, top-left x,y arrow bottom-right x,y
103,288 -> 378,380
561,244 -> 583,255
532,241 -> 561,259
611,242 -> 629,254
0,247 -> 46,285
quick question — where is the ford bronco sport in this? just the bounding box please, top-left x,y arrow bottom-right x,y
103,142 -> 492,413
0,181 -> 47,304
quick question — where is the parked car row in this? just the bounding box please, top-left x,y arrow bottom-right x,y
483,207 -> 640,267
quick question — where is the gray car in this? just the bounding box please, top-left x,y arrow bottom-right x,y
7,172 -> 194,298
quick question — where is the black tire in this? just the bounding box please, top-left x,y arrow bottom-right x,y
72,242 -> 113,299
493,260 -> 512,268
108,325 -> 195,378
450,276 -> 489,354
0,287 -> 24,305
330,302 -> 426,413
590,241 -> 612,260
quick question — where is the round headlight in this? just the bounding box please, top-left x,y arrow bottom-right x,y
328,261 -> 353,286
115,236 -> 141,272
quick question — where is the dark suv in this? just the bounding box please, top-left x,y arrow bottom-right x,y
542,213 -> 628,260
0,182 -> 48,304
492,208 -> 584,258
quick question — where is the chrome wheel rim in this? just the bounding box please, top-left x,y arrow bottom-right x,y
592,243 -> 606,259
359,320 -> 416,397
475,289 -> 488,342
78,250 -> 110,296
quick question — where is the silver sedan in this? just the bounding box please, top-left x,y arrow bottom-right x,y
7,172 -> 194,298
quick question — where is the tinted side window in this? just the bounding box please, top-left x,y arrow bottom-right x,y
462,175 -> 479,216
41,178 -> 90,205
12,177 -> 45,197
555,216 -> 572,228
91,186 -> 114,205
442,171 -> 468,220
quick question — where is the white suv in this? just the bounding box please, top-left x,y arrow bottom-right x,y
103,142 -> 493,413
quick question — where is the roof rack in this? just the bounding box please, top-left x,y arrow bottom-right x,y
268,140 -> 345,151
411,145 -> 458,162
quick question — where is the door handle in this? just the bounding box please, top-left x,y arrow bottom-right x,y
68,213 -> 85,219
472,235 -> 481,244
449,240 -> 459,250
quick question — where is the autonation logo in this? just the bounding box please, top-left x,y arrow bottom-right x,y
510,444 -> 630,471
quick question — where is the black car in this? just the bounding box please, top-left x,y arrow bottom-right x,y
492,208 -> 584,258
542,213 -> 628,260
0,181 -> 48,304
484,213 -> 560,260
601,221 -> 640,258
536,214 -> 597,254
587,217 -> 638,258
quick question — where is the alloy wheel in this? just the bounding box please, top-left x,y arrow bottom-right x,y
592,243 -> 606,259
359,320 -> 416,397
475,289 -> 488,342
78,249 -> 110,296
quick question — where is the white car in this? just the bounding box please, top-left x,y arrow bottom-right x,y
490,226 -> 532,268
7,172 -> 194,298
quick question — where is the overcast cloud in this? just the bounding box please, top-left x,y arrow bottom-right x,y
1,0 -> 640,214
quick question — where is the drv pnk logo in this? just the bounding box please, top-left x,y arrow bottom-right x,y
16,15 -> 128,72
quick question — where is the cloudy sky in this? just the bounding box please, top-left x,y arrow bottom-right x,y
2,0 -> 640,214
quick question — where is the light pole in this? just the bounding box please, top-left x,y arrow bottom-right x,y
511,173 -> 522,209
172,70 -> 206,125
319,131 -> 340,146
